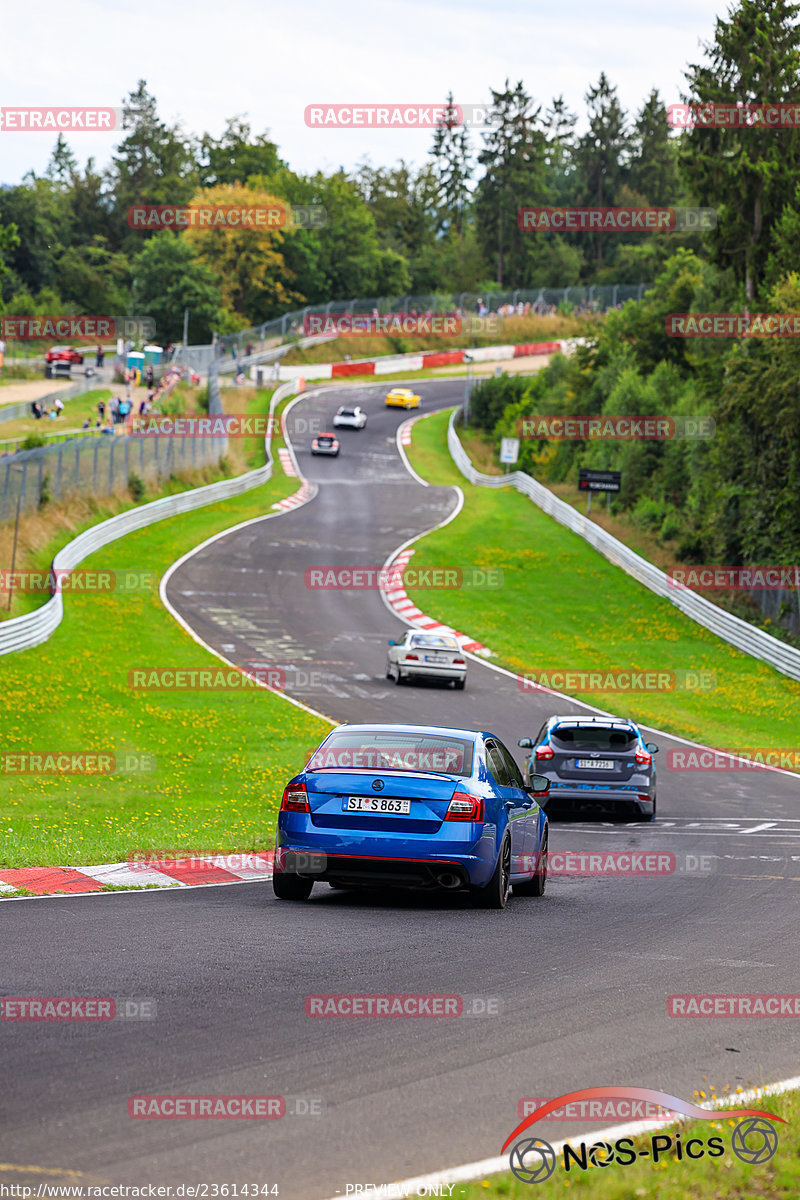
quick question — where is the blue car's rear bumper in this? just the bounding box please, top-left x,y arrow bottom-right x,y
275,814 -> 500,888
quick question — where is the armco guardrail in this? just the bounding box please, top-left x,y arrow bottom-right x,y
447,408 -> 800,683
0,379 -> 301,657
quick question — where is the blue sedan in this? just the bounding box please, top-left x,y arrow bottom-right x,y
272,723 -> 550,909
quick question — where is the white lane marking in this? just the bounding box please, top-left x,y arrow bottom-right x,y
319,1077 -> 800,1200
739,822 -> 778,834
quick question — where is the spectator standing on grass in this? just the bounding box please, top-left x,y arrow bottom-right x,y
146,364 -> 154,388
97,399 -> 106,420
110,395 -> 120,424
96,344 -> 104,368
246,342 -> 253,357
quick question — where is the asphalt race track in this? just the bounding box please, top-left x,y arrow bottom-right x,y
3,379 -> 800,1196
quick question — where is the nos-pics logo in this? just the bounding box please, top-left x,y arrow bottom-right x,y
503,1087 -> 783,1183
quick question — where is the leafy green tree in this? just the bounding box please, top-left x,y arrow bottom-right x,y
475,80 -> 547,286
430,93 -> 474,238
679,0 -> 800,300
197,117 -> 283,188
131,230 -> 224,343
575,74 -> 631,266
110,81 -> 198,251
627,90 -> 682,204
541,96 -> 578,204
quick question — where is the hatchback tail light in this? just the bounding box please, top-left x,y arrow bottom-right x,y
281,781 -> 309,812
534,744 -> 554,760
634,748 -> 652,766
445,792 -> 484,822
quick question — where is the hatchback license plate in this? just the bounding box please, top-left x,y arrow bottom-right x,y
576,759 -> 614,769
346,796 -> 412,814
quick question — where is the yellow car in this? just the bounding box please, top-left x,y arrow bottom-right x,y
385,387 -> 421,410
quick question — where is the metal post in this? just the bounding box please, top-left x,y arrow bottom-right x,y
109,437 -> 115,491
1,461 -> 9,523
183,308 -> 189,347
55,441 -> 63,500
124,436 -> 129,484
586,491 -> 592,516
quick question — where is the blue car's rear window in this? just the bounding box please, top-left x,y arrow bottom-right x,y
308,731 -> 475,776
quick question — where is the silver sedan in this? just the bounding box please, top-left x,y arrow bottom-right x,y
386,631 -> 467,689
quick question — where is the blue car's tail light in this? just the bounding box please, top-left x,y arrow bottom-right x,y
281,782 -> 309,812
445,792 -> 484,822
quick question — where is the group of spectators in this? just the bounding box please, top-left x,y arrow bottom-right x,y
30,396 -> 65,419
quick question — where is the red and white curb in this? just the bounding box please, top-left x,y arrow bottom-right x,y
272,479 -> 314,511
0,855 -> 275,900
271,339 -> 583,382
381,546 -> 492,657
278,447 -> 297,477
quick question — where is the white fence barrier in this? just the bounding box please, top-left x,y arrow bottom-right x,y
0,380 -> 301,657
447,409 -> 800,683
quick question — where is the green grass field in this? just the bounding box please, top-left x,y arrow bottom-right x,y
458,1087 -> 798,1200
403,409 -> 800,753
0,388 -> 113,449
0,390 -> 333,870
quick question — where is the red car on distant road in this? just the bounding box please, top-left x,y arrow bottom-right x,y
45,346 -> 84,365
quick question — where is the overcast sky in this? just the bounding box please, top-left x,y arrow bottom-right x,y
2,0 -> 729,186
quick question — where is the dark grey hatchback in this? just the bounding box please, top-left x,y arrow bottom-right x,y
519,715 -> 658,820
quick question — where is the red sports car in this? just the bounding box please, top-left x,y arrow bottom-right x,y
45,346 -> 84,365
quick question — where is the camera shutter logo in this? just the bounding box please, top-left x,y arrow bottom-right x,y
509,1138 -> 557,1184
731,1118 -> 779,1164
